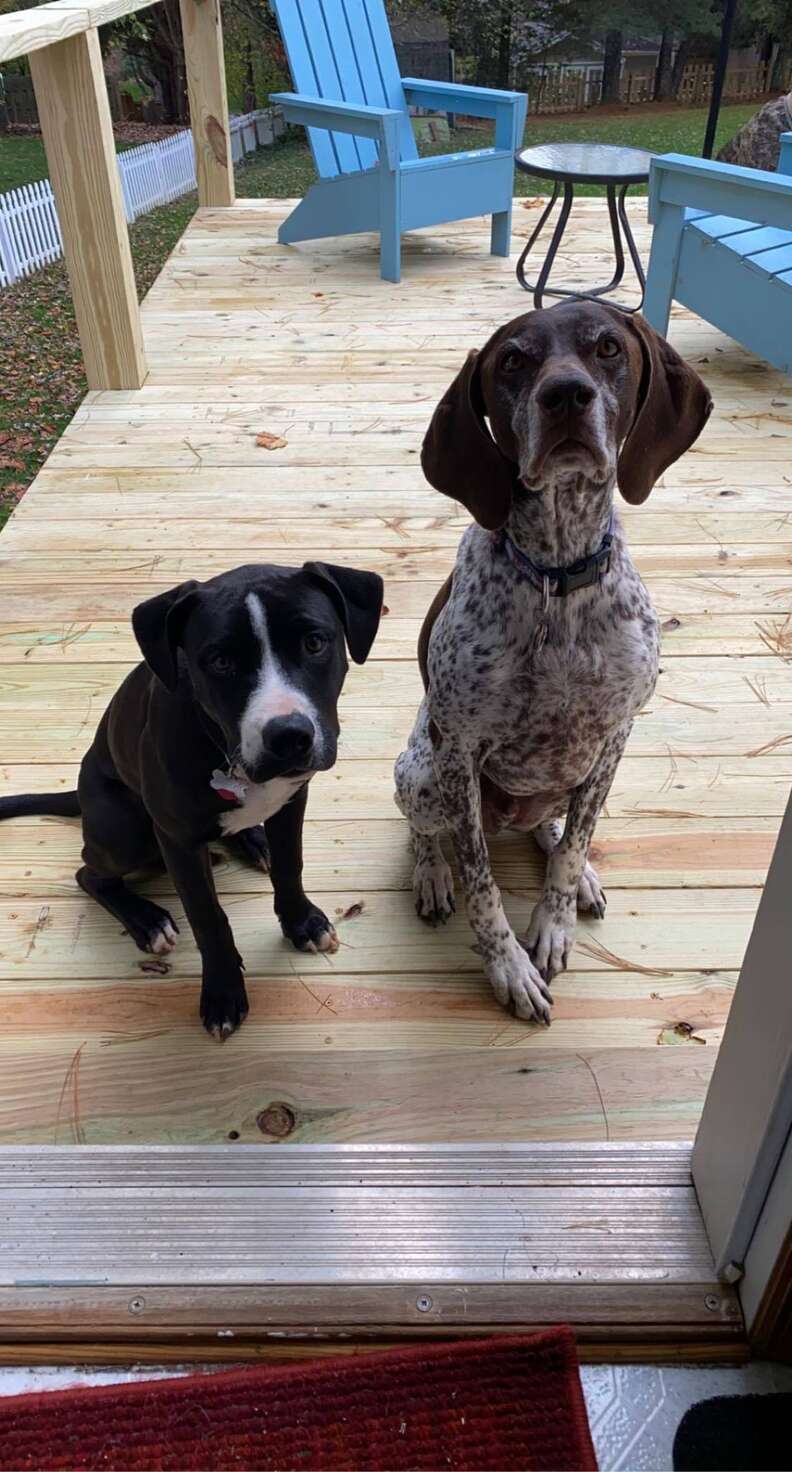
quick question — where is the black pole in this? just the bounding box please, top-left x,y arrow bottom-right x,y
702,0 -> 739,158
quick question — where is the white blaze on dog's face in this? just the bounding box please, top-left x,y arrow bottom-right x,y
239,592 -> 322,775
133,562 -> 384,790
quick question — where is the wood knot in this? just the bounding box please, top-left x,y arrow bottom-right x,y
256,1102 -> 296,1138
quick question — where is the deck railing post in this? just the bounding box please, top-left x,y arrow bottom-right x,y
179,0 -> 235,208
28,27 -> 146,391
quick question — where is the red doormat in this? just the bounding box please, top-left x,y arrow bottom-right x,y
0,1328 -> 597,1472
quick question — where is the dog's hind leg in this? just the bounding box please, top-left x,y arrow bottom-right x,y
76,760 -> 179,956
394,702 -> 455,925
532,819 -> 606,918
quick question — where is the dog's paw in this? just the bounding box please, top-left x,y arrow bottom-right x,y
577,861 -> 606,919
281,904 -> 339,955
525,895 -> 576,981
124,900 -> 179,955
200,980 -> 249,1040
147,916 -> 179,955
224,824 -> 271,873
413,855 -> 456,925
487,935 -> 553,1024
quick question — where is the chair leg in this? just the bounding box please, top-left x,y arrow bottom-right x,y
491,206 -> 512,258
379,160 -> 401,283
643,206 -> 685,335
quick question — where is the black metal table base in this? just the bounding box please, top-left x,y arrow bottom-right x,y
516,181 -> 646,313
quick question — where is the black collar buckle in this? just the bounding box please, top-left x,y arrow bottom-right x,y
550,538 -> 612,597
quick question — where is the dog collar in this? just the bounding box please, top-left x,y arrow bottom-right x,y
495,513 -> 615,597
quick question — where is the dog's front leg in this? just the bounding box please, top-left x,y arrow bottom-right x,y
265,784 -> 339,955
156,830 -> 248,1039
527,720 -> 632,981
432,731 -> 552,1023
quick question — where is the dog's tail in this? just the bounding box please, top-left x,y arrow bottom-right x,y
0,791 -> 81,821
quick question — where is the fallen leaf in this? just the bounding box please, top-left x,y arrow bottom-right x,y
657,1021 -> 706,1046
0,432 -> 10,446
337,901 -> 365,921
255,430 -> 288,450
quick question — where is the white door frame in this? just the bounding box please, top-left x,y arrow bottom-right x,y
692,789 -> 792,1304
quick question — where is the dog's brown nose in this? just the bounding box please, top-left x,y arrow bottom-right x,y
537,372 -> 596,417
263,713 -> 315,764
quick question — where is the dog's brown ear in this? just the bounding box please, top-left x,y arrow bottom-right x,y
617,316 -> 713,505
304,562 -> 384,664
421,350 -> 514,530
132,580 -> 201,691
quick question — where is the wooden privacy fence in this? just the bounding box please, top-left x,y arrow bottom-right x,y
0,0 -> 238,390
527,59 -> 781,114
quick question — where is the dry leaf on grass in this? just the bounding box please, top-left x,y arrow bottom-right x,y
255,430 -> 288,450
657,1021 -> 706,1046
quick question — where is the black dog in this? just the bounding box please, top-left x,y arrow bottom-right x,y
0,561 -> 383,1037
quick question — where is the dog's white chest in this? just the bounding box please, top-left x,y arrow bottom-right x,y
218,775 -> 310,835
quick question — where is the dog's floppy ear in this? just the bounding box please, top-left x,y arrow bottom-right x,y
617,315 -> 713,505
304,562 -> 384,665
421,349 -> 514,530
132,580 -> 201,691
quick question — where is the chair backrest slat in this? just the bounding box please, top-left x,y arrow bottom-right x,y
272,0 -> 417,178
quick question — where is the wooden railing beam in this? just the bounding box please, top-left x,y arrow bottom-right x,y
29,28 -> 147,390
179,0 -> 235,208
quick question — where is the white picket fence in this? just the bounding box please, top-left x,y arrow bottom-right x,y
0,108 -> 284,289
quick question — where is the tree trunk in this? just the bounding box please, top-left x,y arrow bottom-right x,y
601,29 -> 622,104
244,39 -> 256,113
672,37 -> 691,98
496,1 -> 513,89
654,27 -> 673,101
770,45 -> 791,93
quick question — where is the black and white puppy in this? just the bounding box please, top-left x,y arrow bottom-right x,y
0,561 -> 383,1037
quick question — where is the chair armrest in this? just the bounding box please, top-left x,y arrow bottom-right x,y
270,92 -> 401,167
402,77 -> 525,121
649,151 -> 792,232
779,131 -> 792,176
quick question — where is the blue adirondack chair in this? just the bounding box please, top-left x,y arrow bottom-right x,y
269,0 -> 527,283
644,134 -> 792,376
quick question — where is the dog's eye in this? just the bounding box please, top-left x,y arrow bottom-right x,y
208,652 -> 235,676
500,348 -> 526,374
304,632 -> 329,655
598,335 -> 621,359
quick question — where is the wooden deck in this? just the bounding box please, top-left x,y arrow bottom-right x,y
0,198 -> 789,1147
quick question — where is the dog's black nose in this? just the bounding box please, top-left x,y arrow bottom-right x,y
263,713 -> 315,764
537,373 -> 596,417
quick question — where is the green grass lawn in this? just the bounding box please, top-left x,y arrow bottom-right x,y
237,101 -> 757,199
0,100 -> 761,528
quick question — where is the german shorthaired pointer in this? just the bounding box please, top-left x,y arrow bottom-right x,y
395,301 -> 712,1023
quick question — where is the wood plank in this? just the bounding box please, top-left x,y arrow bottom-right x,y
0,887 -> 758,980
0,3 -> 89,64
0,816 -> 777,892
0,1282 -> 742,1342
0,614 -> 785,661
2,756 -> 790,818
29,28 -> 146,390
0,1043 -> 718,1144
179,0 -> 233,209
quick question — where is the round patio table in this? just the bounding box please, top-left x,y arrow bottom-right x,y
514,142 -> 654,312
